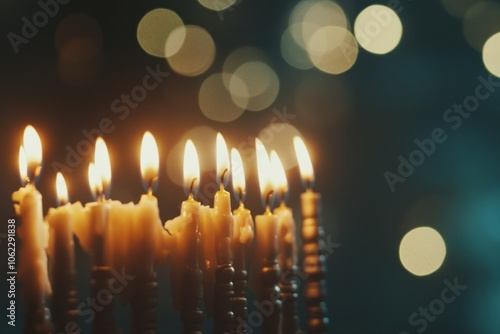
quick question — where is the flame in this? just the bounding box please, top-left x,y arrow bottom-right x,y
270,150 -> 288,195
140,131 -> 159,192
19,146 -> 27,184
293,136 -> 314,183
231,148 -> 245,197
56,172 -> 69,205
216,132 -> 230,188
23,125 -> 42,179
95,137 -> 111,196
183,139 -> 200,196
88,162 -> 103,200
255,138 -> 273,202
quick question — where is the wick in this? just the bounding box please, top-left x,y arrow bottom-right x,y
148,176 -> 158,196
238,188 -> 244,206
280,189 -> 286,207
163,226 -> 172,236
265,190 -> 274,212
188,177 -> 197,200
220,168 -> 228,190
305,178 -> 313,191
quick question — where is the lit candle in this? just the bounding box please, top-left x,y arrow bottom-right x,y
212,133 -> 235,334
199,203 -> 216,316
46,172 -> 78,333
231,148 -> 254,330
251,138 -> 281,334
11,126 -> 53,333
293,136 -> 329,334
270,150 -> 300,334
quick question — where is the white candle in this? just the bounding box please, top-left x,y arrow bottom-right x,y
164,139 -> 201,310
270,150 -> 297,273
199,204 -> 216,315
213,133 -> 233,265
11,126 -> 52,304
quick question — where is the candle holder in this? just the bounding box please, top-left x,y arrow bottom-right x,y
232,253 -> 248,333
51,266 -> 78,333
24,299 -> 53,334
90,265 -> 120,334
130,271 -> 158,334
213,264 -> 235,334
180,267 -> 204,334
258,260 -> 282,334
301,197 -> 329,334
279,266 -> 301,334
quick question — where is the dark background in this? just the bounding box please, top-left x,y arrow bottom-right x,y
1,0 -> 500,333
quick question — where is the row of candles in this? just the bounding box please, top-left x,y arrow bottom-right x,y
12,125 -> 328,334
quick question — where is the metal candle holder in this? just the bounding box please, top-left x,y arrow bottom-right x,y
213,264 -> 235,334
279,266 -> 301,334
258,260 -> 282,334
180,267 -> 204,334
90,266 -> 120,334
130,271 -> 158,334
51,266 -> 78,333
23,299 -> 53,334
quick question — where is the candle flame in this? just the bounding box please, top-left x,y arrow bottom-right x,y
23,125 -> 42,181
140,131 -> 159,194
95,137 -> 111,198
270,150 -> 288,195
88,162 -> 103,200
231,148 -> 245,200
255,138 -> 273,206
19,146 -> 27,185
216,132 -> 230,188
183,139 -> 200,197
56,172 -> 69,205
293,136 -> 314,184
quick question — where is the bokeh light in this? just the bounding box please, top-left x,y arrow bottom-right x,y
281,25 -> 314,70
463,1 -> 500,51
137,8 -> 184,58
399,226 -> 447,276
199,73 -> 247,122
354,5 -> 403,55
307,26 -> 358,74
482,32 -> 500,77
198,0 -> 236,11
166,25 -> 215,77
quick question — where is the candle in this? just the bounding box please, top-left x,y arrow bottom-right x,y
46,172 -> 78,333
199,204 -> 216,316
231,148 -> 254,331
212,133 -> 235,334
251,138 -> 281,334
11,126 -> 53,333
270,150 -> 300,334
293,136 -> 329,334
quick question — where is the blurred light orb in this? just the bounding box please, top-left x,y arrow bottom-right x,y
399,227 -> 447,276
199,73 -> 247,122
55,13 -> 102,61
289,0 -> 348,48
440,0 -> 481,17
230,62 -> 280,111
257,122 -> 302,170
307,26 -> 358,74
483,33 -> 500,77
281,25 -> 315,70
354,5 -> 403,55
463,1 -> 500,51
198,0 -> 236,11
166,25 -> 215,77
223,47 -> 268,77
137,8 -> 184,58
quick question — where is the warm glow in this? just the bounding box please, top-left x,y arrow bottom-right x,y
293,136 -> 315,183
399,227 -> 447,276
255,138 -> 273,202
231,148 -> 246,197
56,172 -> 69,205
23,125 -> 42,178
88,162 -> 102,199
18,146 -> 27,184
95,137 -> 111,195
183,139 -> 200,195
270,150 -> 288,195
216,133 -> 230,188
140,131 -> 159,190
483,32 -> 500,77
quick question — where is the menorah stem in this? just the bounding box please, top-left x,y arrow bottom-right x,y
233,268 -> 248,333
180,267 -> 204,334
51,267 -> 78,334
90,266 -> 120,334
258,262 -> 282,334
279,266 -> 301,334
213,264 -> 235,334
24,299 -> 53,334
130,270 -> 157,334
